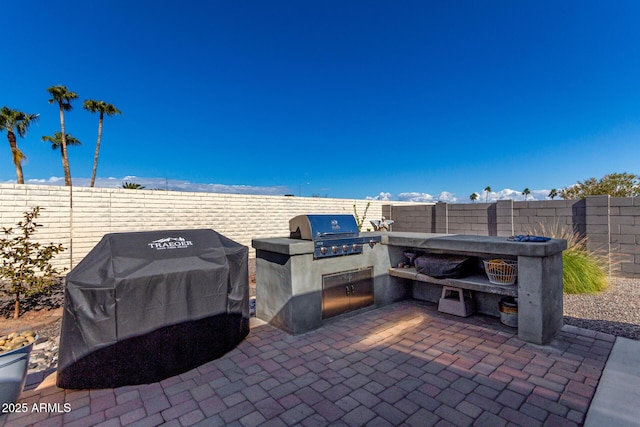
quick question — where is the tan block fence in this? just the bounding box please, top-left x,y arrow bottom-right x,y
0,184 -> 388,271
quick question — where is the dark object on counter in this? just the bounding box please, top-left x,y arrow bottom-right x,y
414,254 -> 475,279
57,229 -> 249,389
403,250 -> 423,267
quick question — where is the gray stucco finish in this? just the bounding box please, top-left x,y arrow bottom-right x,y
516,254 -> 564,344
382,232 -> 567,257
384,233 -> 566,345
253,232 -> 566,345
253,234 -> 394,334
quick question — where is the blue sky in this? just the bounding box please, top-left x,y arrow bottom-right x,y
2,1 -> 639,202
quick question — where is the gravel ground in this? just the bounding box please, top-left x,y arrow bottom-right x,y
563,276 -> 640,340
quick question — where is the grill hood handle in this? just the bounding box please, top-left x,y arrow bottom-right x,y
317,231 -> 356,237
290,227 -> 302,239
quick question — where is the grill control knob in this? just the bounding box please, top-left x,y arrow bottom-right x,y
342,244 -> 349,252
320,247 -> 327,255
331,246 -> 338,254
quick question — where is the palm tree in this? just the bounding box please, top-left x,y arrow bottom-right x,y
484,186 -> 491,202
47,85 -> 78,186
0,107 -> 39,184
42,133 -> 82,171
470,192 -> 478,203
122,182 -> 145,189
522,188 -> 531,201
548,189 -> 558,199
83,100 -> 121,187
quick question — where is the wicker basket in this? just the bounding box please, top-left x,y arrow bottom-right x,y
483,259 -> 518,285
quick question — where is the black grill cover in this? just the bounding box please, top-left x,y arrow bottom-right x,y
414,254 -> 474,279
57,229 -> 249,389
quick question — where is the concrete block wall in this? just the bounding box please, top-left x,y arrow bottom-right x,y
446,203 -> 492,235
610,196 -> 640,277
3,183 -> 637,277
512,199 -> 586,237
0,184 -> 387,271
383,204 -> 434,232
387,196 -> 640,278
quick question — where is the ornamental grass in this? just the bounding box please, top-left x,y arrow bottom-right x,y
526,222 -> 609,294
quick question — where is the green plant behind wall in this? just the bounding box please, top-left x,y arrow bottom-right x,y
0,207 -> 66,319
353,202 -> 371,232
527,223 -> 609,294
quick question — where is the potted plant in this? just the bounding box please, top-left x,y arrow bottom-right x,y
0,207 -> 65,405
0,332 -> 37,406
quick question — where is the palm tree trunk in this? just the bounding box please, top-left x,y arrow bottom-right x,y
7,130 -> 25,184
90,113 -> 104,187
58,105 -> 72,186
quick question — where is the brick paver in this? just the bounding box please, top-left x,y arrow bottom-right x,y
0,301 -> 615,427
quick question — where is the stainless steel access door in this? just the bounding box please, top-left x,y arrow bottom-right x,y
322,267 -> 374,319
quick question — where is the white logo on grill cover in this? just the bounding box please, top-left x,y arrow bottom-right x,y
147,237 -> 193,250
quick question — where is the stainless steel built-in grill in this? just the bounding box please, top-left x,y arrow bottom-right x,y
252,214 -> 385,332
288,214 -> 380,320
289,214 -> 381,259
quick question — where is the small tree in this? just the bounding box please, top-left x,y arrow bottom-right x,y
470,193 -> 478,203
560,172 -> 640,199
522,188 -> 531,201
548,189 -> 558,199
0,207 -> 66,319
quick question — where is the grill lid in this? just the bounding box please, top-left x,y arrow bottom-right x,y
289,214 -> 359,240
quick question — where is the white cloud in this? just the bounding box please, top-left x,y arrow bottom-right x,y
5,176 -> 560,202
366,192 -> 393,201
367,191 -> 459,203
15,176 -> 290,196
396,192 -> 437,202
490,188 -> 550,202
367,188 -> 556,203
435,192 -> 458,203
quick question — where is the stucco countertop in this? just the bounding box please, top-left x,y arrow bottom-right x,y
252,232 -> 567,258
381,232 -> 567,257
251,237 -> 313,255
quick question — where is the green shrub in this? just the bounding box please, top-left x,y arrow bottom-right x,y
562,245 -> 608,294
526,223 -> 609,294
0,207 -> 66,318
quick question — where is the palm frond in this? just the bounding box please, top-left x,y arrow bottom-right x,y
11,148 -> 26,165
83,99 -> 121,115
42,132 -> 82,150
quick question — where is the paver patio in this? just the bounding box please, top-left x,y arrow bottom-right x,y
1,300 -> 614,427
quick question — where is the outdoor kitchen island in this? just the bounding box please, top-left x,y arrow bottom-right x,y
253,231 -> 566,345
252,231 -> 399,335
